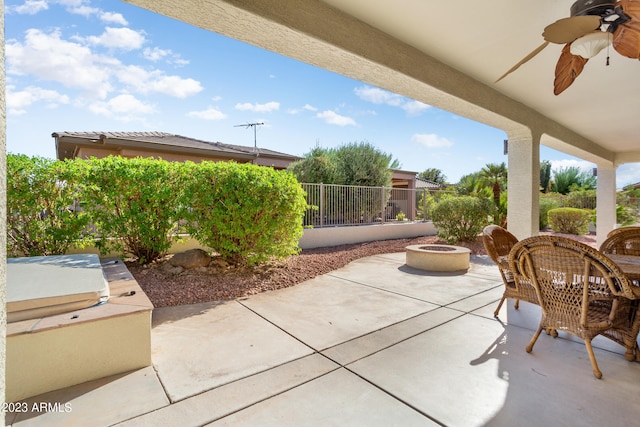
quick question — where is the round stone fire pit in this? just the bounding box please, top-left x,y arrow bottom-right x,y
405,244 -> 471,272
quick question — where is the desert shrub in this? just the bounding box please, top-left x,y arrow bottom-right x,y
616,191 -> 639,225
547,207 -> 591,235
6,154 -> 92,257
183,161 -> 307,266
79,156 -> 186,264
539,197 -> 560,230
562,189 -> 596,209
617,203 -> 638,226
431,196 -> 492,243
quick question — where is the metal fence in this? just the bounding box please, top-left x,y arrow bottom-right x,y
300,184 -> 639,228
301,183 -> 435,228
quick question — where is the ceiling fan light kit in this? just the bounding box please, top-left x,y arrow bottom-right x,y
497,0 -> 640,95
569,31 -> 611,58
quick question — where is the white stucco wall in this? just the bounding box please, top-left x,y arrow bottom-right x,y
298,222 -> 437,249
1,1 -> 8,416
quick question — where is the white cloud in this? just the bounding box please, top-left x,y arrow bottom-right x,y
67,5 -> 98,17
146,75 -> 203,98
549,159 -> 595,173
142,47 -> 188,66
411,133 -> 454,148
6,0 -> 125,20
143,47 -> 170,61
187,107 -> 227,120
235,101 -> 280,112
108,94 -> 154,114
116,65 -> 202,97
88,94 -> 155,120
116,65 -> 203,98
288,104 -> 317,115
316,110 -> 356,126
7,28 -> 115,99
7,85 -> 70,115
354,86 -> 402,106
86,27 -> 145,51
7,0 -> 48,15
99,12 -> 128,26
402,100 -> 431,115
6,28 -> 202,115
617,163 -> 640,188
355,85 -> 431,116
57,0 -> 87,6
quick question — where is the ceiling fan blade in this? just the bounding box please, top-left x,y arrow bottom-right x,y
543,15 -> 602,43
495,41 -> 550,83
554,43 -> 589,95
616,0 -> 640,19
613,21 -> 640,57
613,0 -> 640,58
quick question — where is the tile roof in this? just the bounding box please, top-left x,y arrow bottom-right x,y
52,131 -> 300,159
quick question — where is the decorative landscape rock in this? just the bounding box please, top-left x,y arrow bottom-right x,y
169,249 -> 211,269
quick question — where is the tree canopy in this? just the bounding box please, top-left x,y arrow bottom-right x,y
478,162 -> 507,205
287,141 -> 399,187
418,168 -> 447,184
551,166 -> 596,194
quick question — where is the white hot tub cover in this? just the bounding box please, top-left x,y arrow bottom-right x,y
7,254 -> 110,323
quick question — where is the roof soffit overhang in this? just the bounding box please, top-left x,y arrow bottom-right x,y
124,0 -> 615,164
54,134 -> 259,161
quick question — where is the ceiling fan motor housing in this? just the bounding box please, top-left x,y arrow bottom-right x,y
570,0 -> 615,16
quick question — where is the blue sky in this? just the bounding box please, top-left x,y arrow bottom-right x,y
5,0 -> 640,187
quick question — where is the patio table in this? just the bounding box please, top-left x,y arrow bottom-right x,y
606,253 -> 640,361
608,254 -> 640,296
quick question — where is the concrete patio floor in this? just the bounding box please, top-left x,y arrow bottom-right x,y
7,252 -> 640,427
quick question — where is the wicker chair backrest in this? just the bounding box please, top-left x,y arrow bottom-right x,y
600,228 -> 640,256
482,225 -> 518,263
510,236 -> 636,306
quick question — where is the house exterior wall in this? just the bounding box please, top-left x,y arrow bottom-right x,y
1,4 -> 7,413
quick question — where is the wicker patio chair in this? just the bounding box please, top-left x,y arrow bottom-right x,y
482,225 -> 539,317
509,235 -> 640,378
606,226 -> 640,239
600,227 -> 640,256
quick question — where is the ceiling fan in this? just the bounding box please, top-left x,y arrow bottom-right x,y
496,0 -> 640,95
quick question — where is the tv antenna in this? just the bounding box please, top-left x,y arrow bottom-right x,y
234,122 -> 264,151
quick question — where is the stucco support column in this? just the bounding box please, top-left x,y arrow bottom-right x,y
1,2 -> 7,415
595,163 -> 616,248
507,130 -> 540,240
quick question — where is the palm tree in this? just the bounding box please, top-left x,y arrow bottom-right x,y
479,162 -> 508,206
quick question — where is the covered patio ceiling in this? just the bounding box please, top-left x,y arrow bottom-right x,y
124,0 -> 640,167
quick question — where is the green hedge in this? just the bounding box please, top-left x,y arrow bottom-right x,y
431,196 -> 492,243
78,156 -> 187,264
539,197 -> 559,230
182,161 -> 307,266
7,154 -> 92,257
547,207 -> 591,235
7,155 -> 307,265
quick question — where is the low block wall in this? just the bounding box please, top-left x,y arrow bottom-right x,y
298,221 -> 437,249
68,222 -> 438,256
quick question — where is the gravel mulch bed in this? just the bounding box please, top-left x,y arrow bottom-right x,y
125,231 -> 597,308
